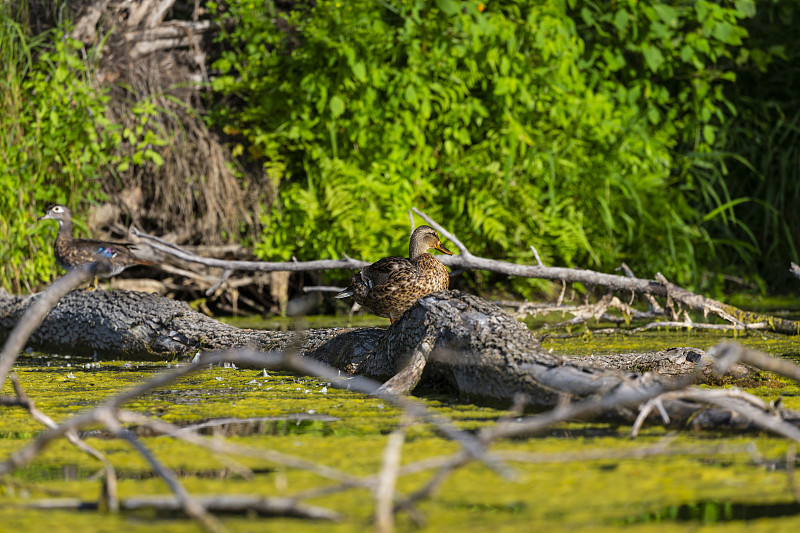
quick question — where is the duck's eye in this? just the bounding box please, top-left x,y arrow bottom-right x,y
53,206 -> 63,213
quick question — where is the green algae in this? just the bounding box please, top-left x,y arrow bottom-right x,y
4,323 -> 800,531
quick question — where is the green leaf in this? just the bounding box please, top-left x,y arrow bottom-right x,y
404,84 -> 418,105
613,10 -> 630,33
329,95 -> 346,118
352,61 -> 366,82
734,0 -> 756,18
435,0 -> 459,16
652,4 -> 678,26
580,7 -> 595,26
702,124 -> 716,145
215,57 -> 232,73
54,66 -> 67,82
642,44 -> 665,72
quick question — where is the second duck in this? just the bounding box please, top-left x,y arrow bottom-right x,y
336,225 -> 452,323
40,204 -> 154,288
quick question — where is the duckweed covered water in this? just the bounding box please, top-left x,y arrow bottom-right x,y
3,317 -> 800,531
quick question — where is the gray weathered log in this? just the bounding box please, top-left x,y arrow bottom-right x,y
0,289 -> 737,406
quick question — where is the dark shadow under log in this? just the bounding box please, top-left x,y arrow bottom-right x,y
0,289 -> 745,407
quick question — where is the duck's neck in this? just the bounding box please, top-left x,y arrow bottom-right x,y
409,240 -> 430,262
55,219 -> 74,242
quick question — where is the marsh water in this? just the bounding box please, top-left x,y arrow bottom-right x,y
3,309 -> 800,532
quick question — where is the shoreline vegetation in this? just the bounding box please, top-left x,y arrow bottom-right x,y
1,1 -> 798,308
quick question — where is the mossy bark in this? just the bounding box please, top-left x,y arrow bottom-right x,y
0,289 -> 738,408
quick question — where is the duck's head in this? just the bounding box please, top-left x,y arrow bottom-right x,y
409,225 -> 452,259
39,204 -> 72,226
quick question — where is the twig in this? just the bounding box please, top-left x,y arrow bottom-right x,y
711,342 -> 800,384
163,414 -> 338,435
396,453 -> 470,510
530,245 -> 544,267
492,437 -> 749,464
631,397 -> 670,437
117,411 -> 361,486
375,419 -> 408,533
693,393 -> 800,442
303,286 -> 345,293
791,262 -> 800,281
0,263 -> 98,387
557,280 -> 566,306
482,378 -> 688,441
788,446 -> 800,503
629,321 -> 765,333
109,421 -> 226,533
6,374 -> 119,511
205,268 -> 233,296
23,495 -> 342,520
132,227 -> 369,272
619,263 -> 662,312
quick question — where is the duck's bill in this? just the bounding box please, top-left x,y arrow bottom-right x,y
435,241 -> 453,255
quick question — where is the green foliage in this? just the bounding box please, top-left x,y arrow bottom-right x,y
210,0 -> 767,293
0,6 -> 163,292
570,0 -> 793,291
693,0 -> 800,290
572,0 -> 758,150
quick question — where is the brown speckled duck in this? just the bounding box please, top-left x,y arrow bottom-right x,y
40,204 -> 153,287
336,225 -> 452,322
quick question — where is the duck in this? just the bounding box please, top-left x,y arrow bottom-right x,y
336,225 -> 453,322
39,204 -> 154,287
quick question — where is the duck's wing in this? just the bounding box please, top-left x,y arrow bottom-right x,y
361,257 -> 413,288
335,257 -> 411,300
73,238 -> 152,265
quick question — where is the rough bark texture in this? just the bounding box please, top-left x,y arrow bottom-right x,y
0,289 -> 736,407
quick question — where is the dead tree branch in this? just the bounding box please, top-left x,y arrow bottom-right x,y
130,208 -> 800,335
712,342 -> 800,384
0,262 -> 98,387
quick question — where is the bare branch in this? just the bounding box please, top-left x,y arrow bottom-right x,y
375,420 -> 408,533
109,421 -> 225,533
132,227 -> 368,272
24,495 -> 342,520
7,374 -> 119,511
711,342 -> 800,384
0,263 -> 98,388
71,0 -> 111,42
530,245 -> 544,267
791,262 -> 800,281
145,0 -> 176,28
788,446 -> 800,503
206,268 -> 233,296
117,411 -> 363,486
131,209 -> 800,335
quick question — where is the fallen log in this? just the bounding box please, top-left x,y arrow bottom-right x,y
0,288 -> 744,407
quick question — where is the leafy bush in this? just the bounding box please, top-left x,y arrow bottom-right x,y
210,0 -> 765,293
694,0 -> 800,290
571,0 -> 792,291
0,6 -> 161,292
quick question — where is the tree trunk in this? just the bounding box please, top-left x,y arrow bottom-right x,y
0,289 -> 741,407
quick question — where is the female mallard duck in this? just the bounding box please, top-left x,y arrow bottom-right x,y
40,204 -> 154,287
336,225 -> 453,322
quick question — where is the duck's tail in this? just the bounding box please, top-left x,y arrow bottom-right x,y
335,287 -> 354,299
